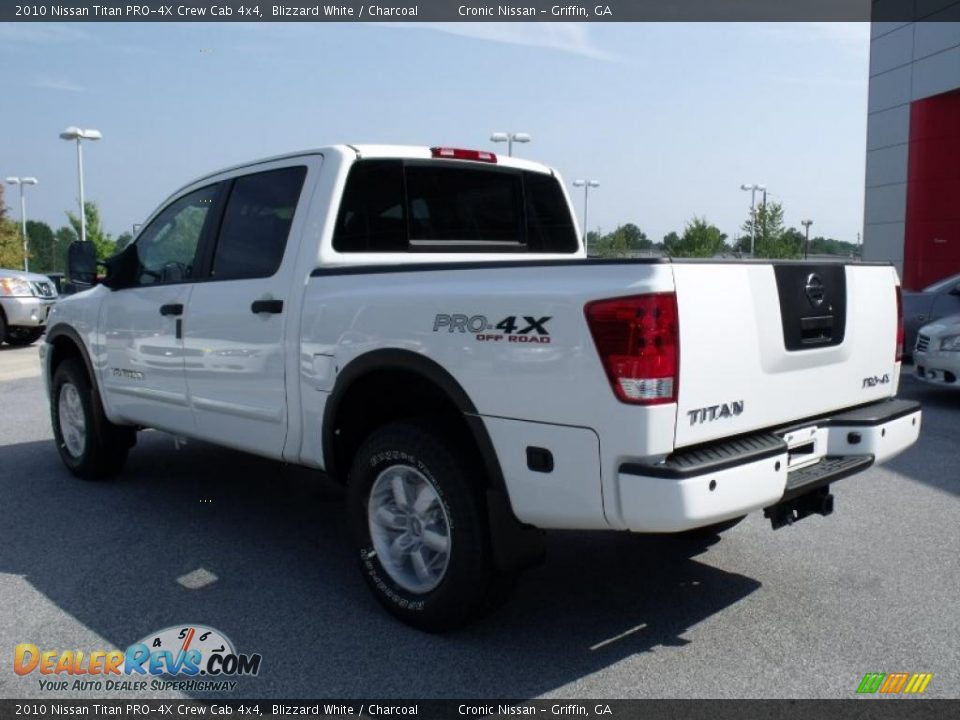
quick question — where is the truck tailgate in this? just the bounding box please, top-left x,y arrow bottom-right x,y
671,262 -> 900,449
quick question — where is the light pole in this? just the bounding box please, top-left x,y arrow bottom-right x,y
572,179 -> 600,246
740,183 -> 766,256
5,177 -> 39,272
801,219 -> 813,260
59,127 -> 102,245
490,131 -> 531,157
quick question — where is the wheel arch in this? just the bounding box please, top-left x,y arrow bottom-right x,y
45,324 -> 100,392
321,348 -> 506,494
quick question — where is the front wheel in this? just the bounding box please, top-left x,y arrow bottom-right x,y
51,359 -> 134,480
347,422 -> 502,631
4,327 -> 45,346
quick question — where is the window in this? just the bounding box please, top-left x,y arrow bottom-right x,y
524,171 -> 579,253
333,160 -> 406,252
333,160 -> 578,254
405,166 -> 523,248
211,166 -> 307,280
134,185 -> 218,285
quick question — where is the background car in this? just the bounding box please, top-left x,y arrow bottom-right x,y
913,312 -> 960,388
902,272 -> 960,355
0,267 -> 58,346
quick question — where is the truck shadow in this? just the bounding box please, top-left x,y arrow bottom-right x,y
884,370 -> 960,498
0,432 -> 760,699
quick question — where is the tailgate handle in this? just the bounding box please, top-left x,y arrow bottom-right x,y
800,315 -> 833,345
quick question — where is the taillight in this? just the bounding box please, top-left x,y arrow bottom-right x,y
429,147 -> 497,163
584,293 -> 679,405
895,285 -> 904,361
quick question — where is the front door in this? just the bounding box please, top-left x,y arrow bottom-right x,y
100,184 -> 220,433
182,164 -> 309,459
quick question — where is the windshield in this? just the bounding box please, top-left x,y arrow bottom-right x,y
923,273 -> 960,293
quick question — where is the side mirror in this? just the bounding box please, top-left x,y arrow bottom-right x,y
67,241 -> 98,287
100,244 -> 138,290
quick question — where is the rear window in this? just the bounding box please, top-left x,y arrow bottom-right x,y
333,160 -> 578,253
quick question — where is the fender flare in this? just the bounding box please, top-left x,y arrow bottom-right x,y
321,348 -> 506,493
45,323 -> 99,390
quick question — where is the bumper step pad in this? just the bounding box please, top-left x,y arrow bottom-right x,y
782,455 -> 874,501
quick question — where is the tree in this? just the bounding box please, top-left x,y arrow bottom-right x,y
741,201 -> 800,259
116,231 -> 134,251
592,227 -> 630,257
585,230 -> 603,255
0,185 -> 26,270
54,226 -> 78,269
779,227 -> 806,259
730,235 -> 750,253
23,220 -> 58,273
66,201 -> 116,260
590,223 -> 654,257
618,223 -> 652,251
663,217 -> 725,258
808,235 -> 859,257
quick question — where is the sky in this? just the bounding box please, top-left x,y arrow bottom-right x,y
0,21 -> 870,244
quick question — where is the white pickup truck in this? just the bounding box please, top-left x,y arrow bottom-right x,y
43,145 -> 921,630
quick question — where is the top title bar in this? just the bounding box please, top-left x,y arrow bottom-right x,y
4,0 -> 960,23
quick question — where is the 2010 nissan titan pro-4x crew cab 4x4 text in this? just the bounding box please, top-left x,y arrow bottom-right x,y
42,145 -> 921,630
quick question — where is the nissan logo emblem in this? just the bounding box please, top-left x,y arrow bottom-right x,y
805,273 -> 825,306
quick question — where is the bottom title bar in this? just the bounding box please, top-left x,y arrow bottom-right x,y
1,700 -> 956,720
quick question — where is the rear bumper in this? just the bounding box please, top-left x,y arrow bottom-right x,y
617,398 -> 922,532
1,296 -> 56,328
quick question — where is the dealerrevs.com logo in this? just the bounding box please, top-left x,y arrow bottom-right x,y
14,624 -> 262,693
856,672 -> 933,696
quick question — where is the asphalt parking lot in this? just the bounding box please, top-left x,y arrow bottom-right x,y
0,342 -> 957,700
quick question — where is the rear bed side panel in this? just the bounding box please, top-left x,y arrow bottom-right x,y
482,418 -> 606,529
298,262 -> 677,530
671,263 -> 901,449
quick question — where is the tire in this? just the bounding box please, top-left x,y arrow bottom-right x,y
0,311 -> 6,346
677,515 -> 746,539
347,422 -> 503,631
51,358 -> 134,480
4,327 -> 44,346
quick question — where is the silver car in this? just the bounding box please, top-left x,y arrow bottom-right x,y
0,267 -> 59,346
913,313 -> 960,389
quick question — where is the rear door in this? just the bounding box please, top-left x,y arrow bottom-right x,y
181,162 -> 310,459
671,262 -> 900,448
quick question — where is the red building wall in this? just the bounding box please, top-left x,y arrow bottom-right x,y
904,89 -> 960,290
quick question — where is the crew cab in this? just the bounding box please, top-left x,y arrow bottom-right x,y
42,145 -> 921,630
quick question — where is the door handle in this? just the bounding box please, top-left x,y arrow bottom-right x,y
160,303 -> 184,316
251,299 -> 284,315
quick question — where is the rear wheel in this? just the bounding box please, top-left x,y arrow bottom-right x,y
0,312 -> 6,346
347,422 -> 505,631
4,327 -> 44,346
51,359 -> 134,480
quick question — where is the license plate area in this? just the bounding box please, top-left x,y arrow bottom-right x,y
781,425 -> 827,470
